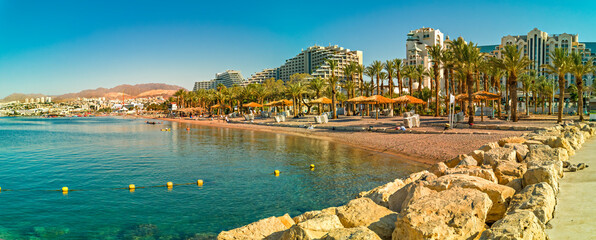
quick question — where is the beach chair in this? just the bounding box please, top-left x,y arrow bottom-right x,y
322,114 -> 329,123
275,116 -> 281,123
244,115 -> 250,121
249,114 -> 255,122
403,117 -> 414,128
280,115 -> 286,122
314,116 -> 322,124
413,114 -> 421,127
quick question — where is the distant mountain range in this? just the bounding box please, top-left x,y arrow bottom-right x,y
1,83 -> 186,102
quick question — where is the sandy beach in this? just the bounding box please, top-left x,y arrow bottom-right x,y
147,116 -> 536,166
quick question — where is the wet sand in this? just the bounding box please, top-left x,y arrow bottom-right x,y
546,138 -> 596,239
149,117 -> 527,166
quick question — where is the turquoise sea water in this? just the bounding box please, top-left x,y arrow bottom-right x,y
0,117 -> 424,239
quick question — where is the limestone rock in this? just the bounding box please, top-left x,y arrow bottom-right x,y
498,137 -> 526,147
503,143 -> 529,162
493,160 -> 527,185
428,162 -> 447,177
388,182 -> 436,213
293,207 -> 337,224
444,166 -> 498,183
336,198 -> 397,240
545,136 -> 575,156
479,211 -> 547,240
468,150 -> 485,163
479,142 -> 500,152
445,154 -> 467,168
526,146 -> 569,164
425,174 -> 516,223
218,214 -> 294,240
393,188 -> 492,240
507,183 -> 556,224
523,164 -> 559,194
402,171 -> 437,185
458,155 -> 479,166
358,179 -> 405,208
506,178 -> 524,193
483,147 -> 517,167
322,227 -> 382,240
281,214 -> 343,240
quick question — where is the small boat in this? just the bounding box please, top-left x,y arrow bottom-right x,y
160,128 -> 171,132
146,121 -> 156,125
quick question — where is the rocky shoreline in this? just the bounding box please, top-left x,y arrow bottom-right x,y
217,122 -> 595,239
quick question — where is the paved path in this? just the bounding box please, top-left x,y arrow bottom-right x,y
546,138 -> 596,239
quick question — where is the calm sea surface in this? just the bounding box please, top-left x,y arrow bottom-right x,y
0,117 -> 424,239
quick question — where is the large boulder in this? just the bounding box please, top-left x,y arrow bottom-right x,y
498,137 -> 526,147
479,211 -> 547,240
358,179 -> 405,208
479,142 -> 500,152
322,227 -> 382,240
445,154 -> 468,168
467,150 -> 485,164
457,155 -> 478,167
493,160 -> 527,185
293,207 -> 338,224
503,143 -> 529,162
402,171 -> 437,185
392,188 -> 492,240
281,214 -> 343,240
336,198 -> 397,240
218,214 -> 294,240
428,162 -> 448,177
562,126 -> 585,150
523,164 -> 560,194
387,182 -> 436,213
444,166 -> 498,183
425,174 -> 516,223
526,145 -> 569,164
483,147 -> 518,167
544,136 -> 575,156
507,183 -> 556,224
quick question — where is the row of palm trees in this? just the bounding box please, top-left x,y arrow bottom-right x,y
171,40 -> 594,123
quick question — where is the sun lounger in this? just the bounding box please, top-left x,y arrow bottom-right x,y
314,116 -> 322,124
280,115 -> 286,122
322,114 -> 328,123
403,117 -> 414,128
275,116 -> 281,123
413,114 -> 420,127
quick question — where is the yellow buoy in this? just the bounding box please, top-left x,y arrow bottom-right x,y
129,184 -> 135,190
197,179 -> 204,186
0,186 -> 2,192
310,164 -> 315,168
167,182 -> 173,188
62,186 -> 68,192
274,170 -> 280,176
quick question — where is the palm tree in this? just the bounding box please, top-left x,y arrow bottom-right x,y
393,59 -> 404,96
173,89 -> 187,108
364,65 -> 376,95
493,45 -> 532,122
415,65 -> 426,94
427,45 -> 443,116
385,60 -> 396,98
541,48 -> 570,123
520,73 -> 534,116
286,82 -> 307,117
569,51 -> 594,121
450,37 -> 482,123
355,64 -> 365,96
488,61 -> 505,118
371,60 -> 385,95
403,65 -> 417,95
326,59 -> 340,119
309,77 -> 326,114
342,80 -> 356,115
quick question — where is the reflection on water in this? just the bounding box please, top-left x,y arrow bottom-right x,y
0,117 -> 425,239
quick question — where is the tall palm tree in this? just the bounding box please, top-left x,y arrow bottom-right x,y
415,65 -> 426,94
427,45 -> 443,116
541,48 -> 570,123
493,45 -> 532,122
342,80 -> 356,115
450,37 -> 482,123
520,73 -> 534,116
364,65 -> 376,95
355,64 -> 365,96
569,51 -> 594,121
326,59 -> 340,119
309,77 -> 326,114
403,65 -> 417,95
488,61 -> 505,118
379,72 -> 388,95
393,59 -> 404,96
286,82 -> 307,117
385,60 -> 396,98
371,60 -> 385,95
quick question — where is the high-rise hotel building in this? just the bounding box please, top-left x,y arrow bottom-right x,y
405,27 -> 446,90
193,70 -> 246,91
480,28 -> 595,89
247,45 -> 363,84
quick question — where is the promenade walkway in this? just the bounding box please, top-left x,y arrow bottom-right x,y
546,138 -> 596,239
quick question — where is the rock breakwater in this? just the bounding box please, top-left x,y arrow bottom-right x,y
217,122 -> 595,240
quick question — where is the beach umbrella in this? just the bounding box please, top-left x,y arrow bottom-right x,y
363,95 -> 396,120
210,104 -> 231,109
263,100 -> 279,107
310,97 -> 332,104
472,91 -> 500,101
346,96 -> 371,103
275,99 -> 293,106
392,95 -> 426,104
242,102 -> 263,108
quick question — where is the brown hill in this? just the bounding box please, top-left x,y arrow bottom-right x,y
1,93 -> 47,102
55,83 -> 186,100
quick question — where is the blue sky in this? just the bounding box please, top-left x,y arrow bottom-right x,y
1,0 -> 595,98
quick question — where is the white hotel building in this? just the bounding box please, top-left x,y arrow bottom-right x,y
405,27 -> 446,90
193,70 -> 247,90
247,45 -> 363,84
